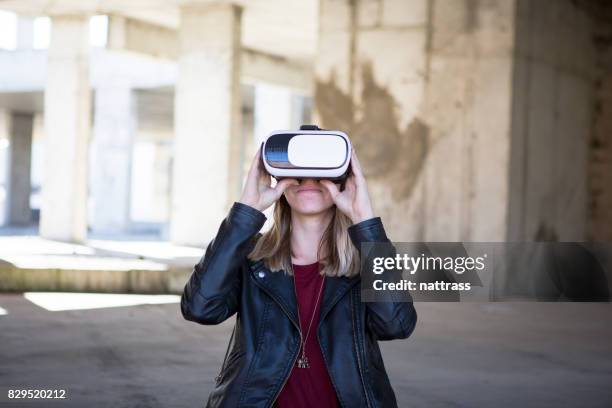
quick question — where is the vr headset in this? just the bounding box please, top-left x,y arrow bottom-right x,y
261,125 -> 352,182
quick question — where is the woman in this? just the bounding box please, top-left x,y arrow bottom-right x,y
181,145 -> 417,408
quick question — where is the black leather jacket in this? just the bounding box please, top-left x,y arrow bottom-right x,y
181,202 -> 417,408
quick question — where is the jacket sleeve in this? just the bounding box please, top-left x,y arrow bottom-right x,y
181,202 -> 267,325
348,217 -> 418,341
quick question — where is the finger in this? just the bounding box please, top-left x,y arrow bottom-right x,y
257,144 -> 267,172
273,178 -> 299,195
350,149 -> 365,181
320,180 -> 341,199
247,145 -> 263,181
344,175 -> 356,192
260,172 -> 273,190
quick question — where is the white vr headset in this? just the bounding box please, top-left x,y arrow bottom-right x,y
261,125 -> 352,181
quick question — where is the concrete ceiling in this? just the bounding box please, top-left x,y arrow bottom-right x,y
0,0 -> 319,61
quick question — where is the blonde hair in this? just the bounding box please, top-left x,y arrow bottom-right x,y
248,195 -> 360,277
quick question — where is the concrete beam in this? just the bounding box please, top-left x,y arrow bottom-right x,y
0,15 -> 310,94
106,15 -> 311,92
242,48 -> 312,93
107,15 -> 179,60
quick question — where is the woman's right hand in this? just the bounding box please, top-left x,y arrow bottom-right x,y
238,146 -> 298,212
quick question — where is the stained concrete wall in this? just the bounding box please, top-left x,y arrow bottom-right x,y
314,0 -> 430,241
315,0 -> 607,243
315,0 -> 516,241
507,0 -> 595,241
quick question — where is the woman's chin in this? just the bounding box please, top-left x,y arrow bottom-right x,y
292,203 -> 334,216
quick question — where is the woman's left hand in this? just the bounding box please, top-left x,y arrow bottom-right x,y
320,149 -> 375,224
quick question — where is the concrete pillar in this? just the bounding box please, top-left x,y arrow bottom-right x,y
170,3 -> 242,246
290,94 -> 312,129
589,16 -> 612,241
5,112 -> 34,225
16,17 -> 34,49
90,86 -> 135,233
422,0 -> 517,242
0,110 -> 9,226
232,84 -> 254,209
254,83 -> 293,146
40,15 -> 91,243
508,0 -> 595,242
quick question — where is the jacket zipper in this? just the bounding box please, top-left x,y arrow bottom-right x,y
351,288 -> 373,408
269,338 -> 300,408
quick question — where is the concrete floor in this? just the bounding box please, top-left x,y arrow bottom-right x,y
0,294 -> 611,407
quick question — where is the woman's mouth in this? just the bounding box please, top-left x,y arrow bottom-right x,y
297,187 -> 322,193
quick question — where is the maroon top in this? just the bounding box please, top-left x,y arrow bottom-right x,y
275,262 -> 340,408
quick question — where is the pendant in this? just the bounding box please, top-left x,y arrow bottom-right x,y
297,356 -> 310,368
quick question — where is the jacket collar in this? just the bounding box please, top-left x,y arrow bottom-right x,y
249,260 -> 360,329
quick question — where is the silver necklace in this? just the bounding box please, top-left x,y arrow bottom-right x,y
293,265 -> 326,369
